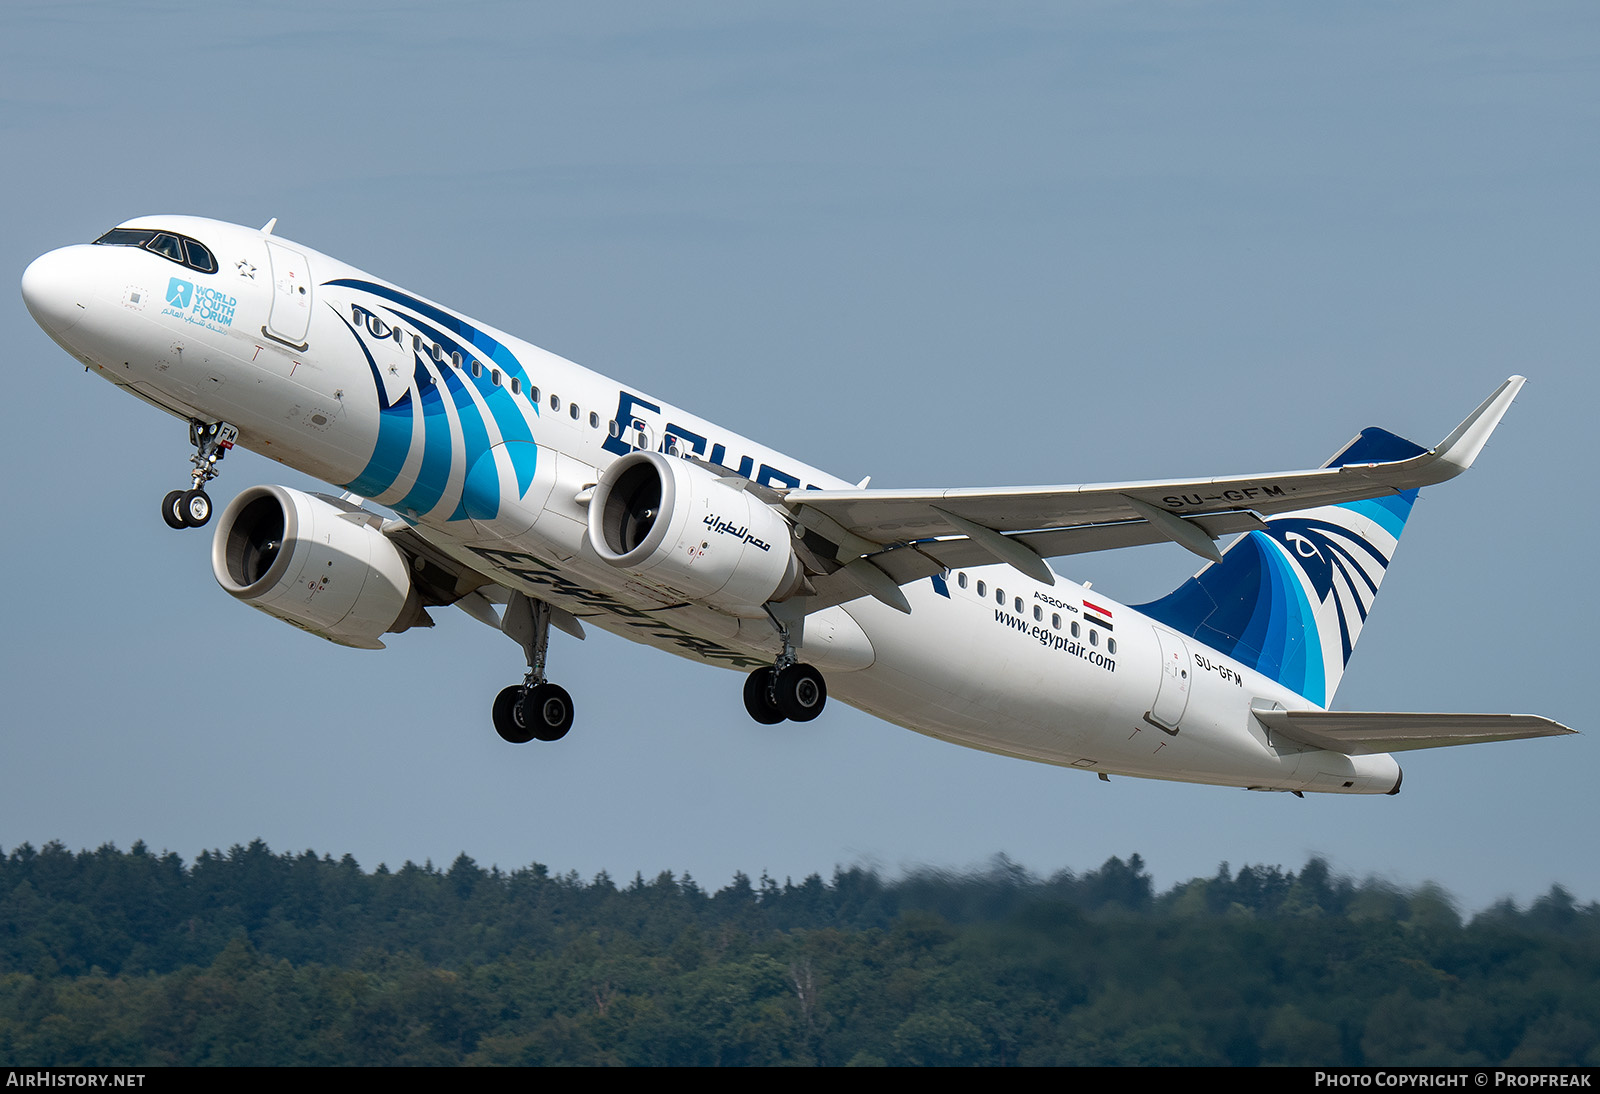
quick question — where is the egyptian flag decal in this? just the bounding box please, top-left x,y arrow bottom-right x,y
1083,600 -> 1114,631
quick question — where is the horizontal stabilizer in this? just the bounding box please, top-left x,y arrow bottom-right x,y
1251,705 -> 1575,754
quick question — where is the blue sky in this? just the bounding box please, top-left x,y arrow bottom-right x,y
3,1 -> 1595,909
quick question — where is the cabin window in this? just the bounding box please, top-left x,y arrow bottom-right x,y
590,411 -> 600,428
995,588 -> 1005,605
570,402 -> 580,420
530,386 -> 541,402
490,368 -> 501,386
957,572 -> 968,589
976,580 -> 986,597
608,420 -> 621,438
1071,621 -> 1081,638
510,377 -> 521,395
1052,613 -> 1061,629
1015,597 -> 1024,614
1089,630 -> 1099,646
550,394 -> 561,412
471,360 -> 482,379
1107,638 -> 1118,654
1033,605 -> 1043,622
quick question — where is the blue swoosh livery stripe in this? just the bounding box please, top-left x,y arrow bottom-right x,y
327,278 -> 539,490
1342,491 -> 1416,541
326,279 -> 541,523
334,311 -> 415,499
379,308 -> 498,520
1136,426 -> 1425,706
391,356 -> 454,517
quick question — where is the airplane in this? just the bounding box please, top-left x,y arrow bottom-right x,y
21,215 -> 1573,796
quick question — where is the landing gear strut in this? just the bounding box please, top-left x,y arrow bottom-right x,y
742,608 -> 828,724
493,592 -> 576,744
162,420 -> 236,529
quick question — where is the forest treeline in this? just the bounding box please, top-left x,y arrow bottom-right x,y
1,840 -> 1596,1066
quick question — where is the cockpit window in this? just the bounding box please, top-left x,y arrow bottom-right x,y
148,234 -> 185,262
94,227 -> 219,274
94,229 -> 156,248
183,238 -> 217,273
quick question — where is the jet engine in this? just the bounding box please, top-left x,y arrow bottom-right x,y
211,485 -> 428,649
588,451 -> 803,616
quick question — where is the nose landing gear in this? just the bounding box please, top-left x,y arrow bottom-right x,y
162,488 -> 210,529
161,420 -> 237,529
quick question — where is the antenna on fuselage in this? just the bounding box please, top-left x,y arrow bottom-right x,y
261,218 -> 277,235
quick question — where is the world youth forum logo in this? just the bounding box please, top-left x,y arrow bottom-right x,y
165,276 -> 235,327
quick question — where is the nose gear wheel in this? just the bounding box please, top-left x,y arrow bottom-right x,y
160,420 -> 236,529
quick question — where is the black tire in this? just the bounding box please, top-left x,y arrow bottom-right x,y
492,685 -> 536,744
522,682 -> 574,742
180,489 -> 212,527
743,667 -> 786,724
161,490 -> 188,529
773,663 -> 827,722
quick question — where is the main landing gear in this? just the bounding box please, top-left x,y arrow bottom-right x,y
742,607 -> 828,724
161,419 -> 237,529
492,592 -> 575,744
492,681 -> 574,744
743,662 -> 827,724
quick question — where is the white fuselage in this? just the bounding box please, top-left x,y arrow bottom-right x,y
22,216 -> 1401,794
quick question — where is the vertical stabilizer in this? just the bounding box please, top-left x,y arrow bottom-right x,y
1134,427 -> 1427,707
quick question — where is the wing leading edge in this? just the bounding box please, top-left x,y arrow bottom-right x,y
785,376 -> 1525,611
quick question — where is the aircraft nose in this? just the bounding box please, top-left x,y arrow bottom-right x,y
21,247 -> 90,335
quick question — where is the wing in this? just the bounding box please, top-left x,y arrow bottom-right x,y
1249,707 -> 1576,754
783,376 -> 1525,612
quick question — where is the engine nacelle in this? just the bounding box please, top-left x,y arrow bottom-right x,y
212,485 -> 424,649
588,451 -> 803,616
